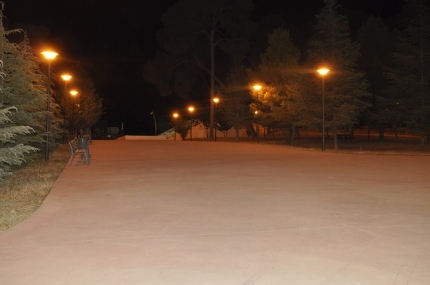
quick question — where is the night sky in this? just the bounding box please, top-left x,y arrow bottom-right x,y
5,0 -> 404,132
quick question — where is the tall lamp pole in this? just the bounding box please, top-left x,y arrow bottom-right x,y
41,51 -> 58,161
188,106 -> 194,141
69,90 -> 78,136
317,68 -> 330,151
255,110 -> 259,144
172,113 -> 179,141
150,111 -> 157,135
253,85 -> 262,144
213,97 -> 219,141
61,74 -> 72,143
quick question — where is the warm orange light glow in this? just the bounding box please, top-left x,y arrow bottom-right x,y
188,106 -> 194,113
213,97 -> 219,103
61,74 -> 72,81
253,85 -> 262,91
173,112 -> 179,118
255,110 -> 258,115
317,68 -> 330,76
41,51 -> 59,60
70,90 -> 78,96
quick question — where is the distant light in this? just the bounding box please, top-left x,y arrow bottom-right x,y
70,90 -> 78,96
61,74 -> 72,81
317,68 -> 330,76
173,112 -> 179,118
255,110 -> 258,115
253,85 -> 262,91
213,97 -> 219,103
188,106 -> 194,112
41,51 -> 58,60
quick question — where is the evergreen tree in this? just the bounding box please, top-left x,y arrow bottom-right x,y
251,28 -> 303,145
385,0 -> 430,146
306,0 -> 369,149
2,32 -> 50,149
220,64 -> 253,142
0,2 -> 37,182
356,16 -> 394,138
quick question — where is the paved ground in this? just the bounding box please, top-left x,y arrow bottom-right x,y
1,140 -> 429,285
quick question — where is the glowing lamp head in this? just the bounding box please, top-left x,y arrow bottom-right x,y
253,85 -> 262,91
70,90 -> 78,97
41,51 -> 59,60
213,97 -> 219,103
61,74 -> 72,81
188,106 -> 194,113
173,113 -> 179,118
317,68 -> 330,76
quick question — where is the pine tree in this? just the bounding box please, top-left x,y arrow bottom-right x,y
220,64 -> 253,142
356,16 -> 394,138
385,0 -> 430,146
252,28 -> 303,145
0,2 -> 37,182
306,0 -> 369,149
2,33 -> 49,149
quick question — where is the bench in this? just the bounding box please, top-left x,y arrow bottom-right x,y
68,138 -> 90,164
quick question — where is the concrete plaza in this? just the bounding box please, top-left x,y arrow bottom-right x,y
0,140 -> 429,285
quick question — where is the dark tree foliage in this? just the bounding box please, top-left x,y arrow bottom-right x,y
0,2 -> 38,182
249,28 -> 303,145
306,0 -> 370,149
59,65 -> 103,137
356,16 -> 394,138
219,64 -> 253,142
384,0 -> 430,146
143,0 -> 255,138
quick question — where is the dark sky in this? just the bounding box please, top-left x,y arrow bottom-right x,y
5,0 -> 404,127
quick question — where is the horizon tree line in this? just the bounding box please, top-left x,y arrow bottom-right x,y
144,0 -> 430,148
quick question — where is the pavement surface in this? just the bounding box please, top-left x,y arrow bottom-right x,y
1,140 -> 430,285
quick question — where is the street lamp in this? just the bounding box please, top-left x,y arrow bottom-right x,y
317,68 -> 330,151
188,106 -> 194,141
255,110 -> 259,144
213,97 -> 219,141
41,50 -> 58,161
61,74 -> 72,143
150,111 -> 157,135
69,90 -> 78,136
172,112 -> 179,141
253,85 -> 262,143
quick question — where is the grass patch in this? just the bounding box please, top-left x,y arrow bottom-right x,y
0,144 -> 70,233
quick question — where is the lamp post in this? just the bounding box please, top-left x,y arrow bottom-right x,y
255,110 -> 259,144
150,111 -> 157,135
69,90 -> 78,136
61,74 -> 72,143
173,112 -> 179,141
213,97 -> 219,141
41,51 -> 58,161
317,68 -> 330,151
253,85 -> 262,143
188,106 -> 194,141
